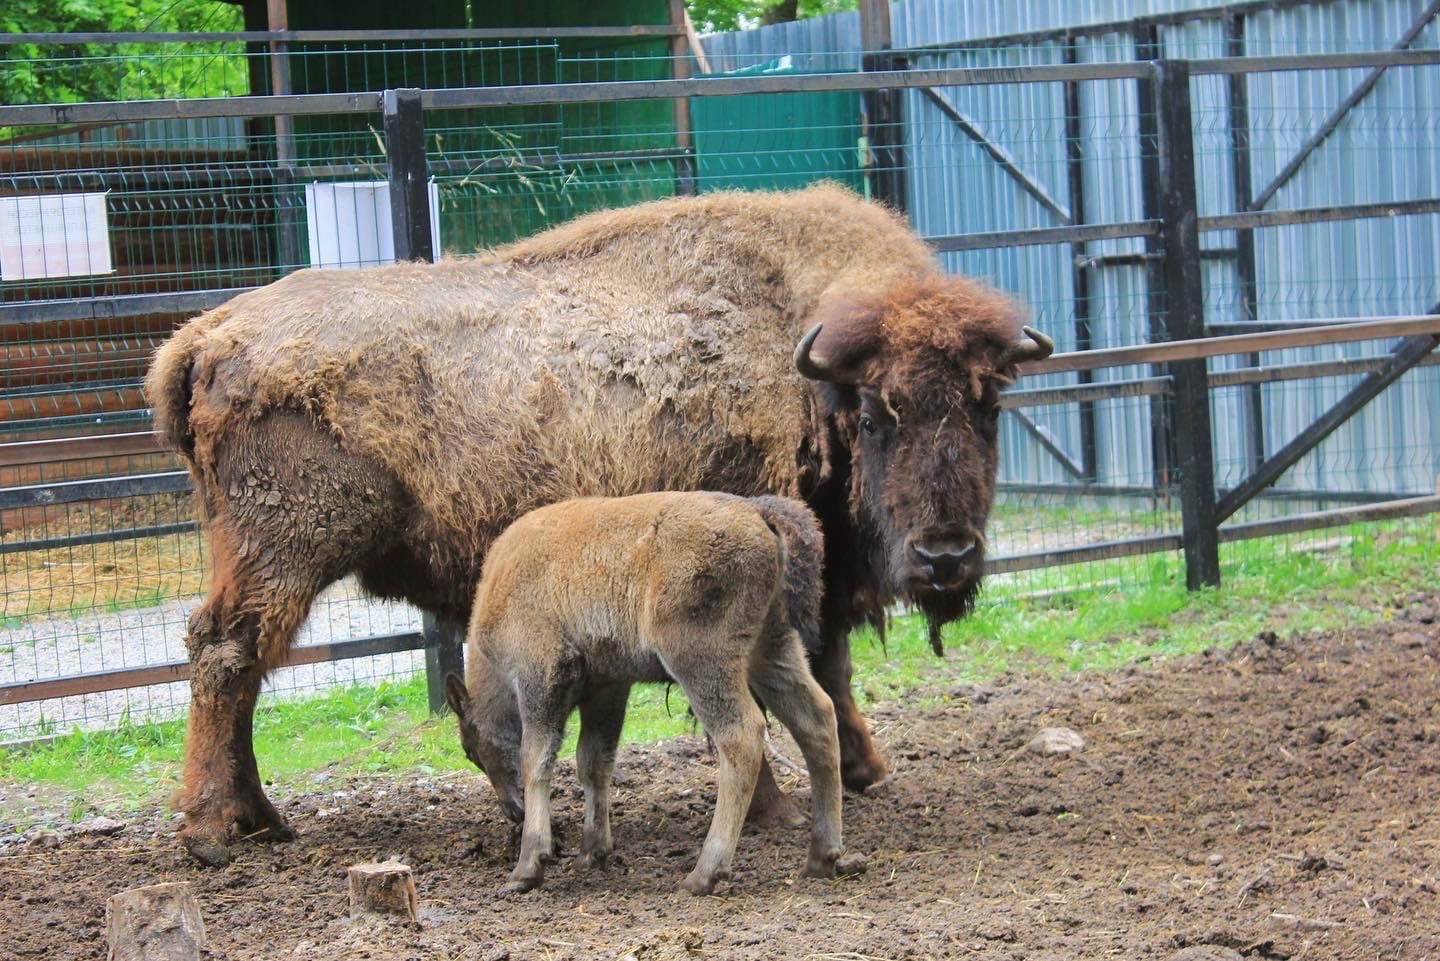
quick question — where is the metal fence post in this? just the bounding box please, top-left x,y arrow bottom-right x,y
383,88 -> 434,264
385,87 -> 453,711
423,614 -> 465,715
1146,60 -> 1221,589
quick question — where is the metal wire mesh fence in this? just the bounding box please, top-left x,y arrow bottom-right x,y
0,11 -> 1437,740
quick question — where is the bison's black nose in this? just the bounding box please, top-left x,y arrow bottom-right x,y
911,539 -> 977,586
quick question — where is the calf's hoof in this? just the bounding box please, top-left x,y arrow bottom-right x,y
803,849 -> 842,879
681,866 -> 729,896
835,850 -> 869,876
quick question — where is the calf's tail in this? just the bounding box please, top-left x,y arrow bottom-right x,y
748,496 -> 825,655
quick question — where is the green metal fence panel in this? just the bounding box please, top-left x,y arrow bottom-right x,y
692,62 -> 864,193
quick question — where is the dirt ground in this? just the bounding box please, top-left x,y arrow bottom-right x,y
3,595 -> 1437,961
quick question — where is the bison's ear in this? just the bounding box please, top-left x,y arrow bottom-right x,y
443,673 -> 470,719
794,292 -> 885,385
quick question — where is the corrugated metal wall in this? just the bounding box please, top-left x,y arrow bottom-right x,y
704,0 -> 1440,499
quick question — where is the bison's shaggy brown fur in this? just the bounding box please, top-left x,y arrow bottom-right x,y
150,184 -> 933,563
145,183 -> 1045,863
445,492 -> 840,896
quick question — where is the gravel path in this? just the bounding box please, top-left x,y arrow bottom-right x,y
0,580 -> 425,739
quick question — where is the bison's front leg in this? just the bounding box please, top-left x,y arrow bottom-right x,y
811,625 -> 888,792
175,600 -> 294,867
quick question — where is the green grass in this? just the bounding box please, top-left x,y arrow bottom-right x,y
1,519 -> 1433,826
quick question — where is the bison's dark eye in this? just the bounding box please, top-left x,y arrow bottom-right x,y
859,414 -> 877,435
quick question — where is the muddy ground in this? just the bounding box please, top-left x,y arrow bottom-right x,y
2,596 -> 1437,960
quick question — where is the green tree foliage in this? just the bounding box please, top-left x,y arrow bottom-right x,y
1,0 -> 245,106
687,0 -> 857,35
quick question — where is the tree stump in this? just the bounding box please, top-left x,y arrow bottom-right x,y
105,882 -> 206,961
347,862 -> 418,922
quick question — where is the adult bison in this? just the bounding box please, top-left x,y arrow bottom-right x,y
146,183 -> 1052,865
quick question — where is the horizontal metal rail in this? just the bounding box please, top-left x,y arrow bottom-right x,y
996,481 -> 1412,505
6,49 -> 1439,128
933,197 -> 1440,254
0,431 -> 166,470
1023,315 -> 1440,376
1198,197 -> 1440,233
1215,494 -> 1440,540
1000,376 -> 1169,409
1188,49 -> 1440,75
0,521 -> 196,556
985,494 -> 1440,577
0,632 -> 427,707
0,471 -> 189,511
0,289 -> 254,326
0,63 -> 1149,128
930,220 -> 1158,252
1209,352 -> 1440,388
0,27 -> 683,45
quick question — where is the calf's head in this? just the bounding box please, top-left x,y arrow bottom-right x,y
444,673 -> 525,822
795,275 -> 1051,649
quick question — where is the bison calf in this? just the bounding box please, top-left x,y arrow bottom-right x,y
445,491 -> 843,896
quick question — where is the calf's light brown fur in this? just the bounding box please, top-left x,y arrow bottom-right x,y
446,492 -> 841,896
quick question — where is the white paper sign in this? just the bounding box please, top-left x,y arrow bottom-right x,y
0,192 -> 113,281
304,181 -> 441,269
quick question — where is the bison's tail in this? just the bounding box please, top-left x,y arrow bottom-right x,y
144,314 -> 219,462
750,496 -> 825,656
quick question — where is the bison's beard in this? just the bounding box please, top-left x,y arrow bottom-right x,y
914,581 -> 980,656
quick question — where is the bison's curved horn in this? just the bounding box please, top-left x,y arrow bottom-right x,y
999,325 -> 1055,369
794,323 -> 867,385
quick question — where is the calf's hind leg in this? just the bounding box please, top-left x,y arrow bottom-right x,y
749,630 -> 844,878
669,659 -> 766,896
177,413 -> 401,866
576,684 -> 629,871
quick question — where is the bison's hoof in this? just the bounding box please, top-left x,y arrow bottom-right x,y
498,877 -> 542,897
841,755 -> 890,793
834,850 -> 869,876
745,791 -> 805,830
243,820 -> 295,843
181,834 -> 232,869
576,849 -> 609,872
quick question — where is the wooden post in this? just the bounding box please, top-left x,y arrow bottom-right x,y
859,0 -> 907,212
265,0 -> 299,273
348,862 -> 419,921
668,0 -> 697,195
265,0 -> 293,164
105,883 -> 206,961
